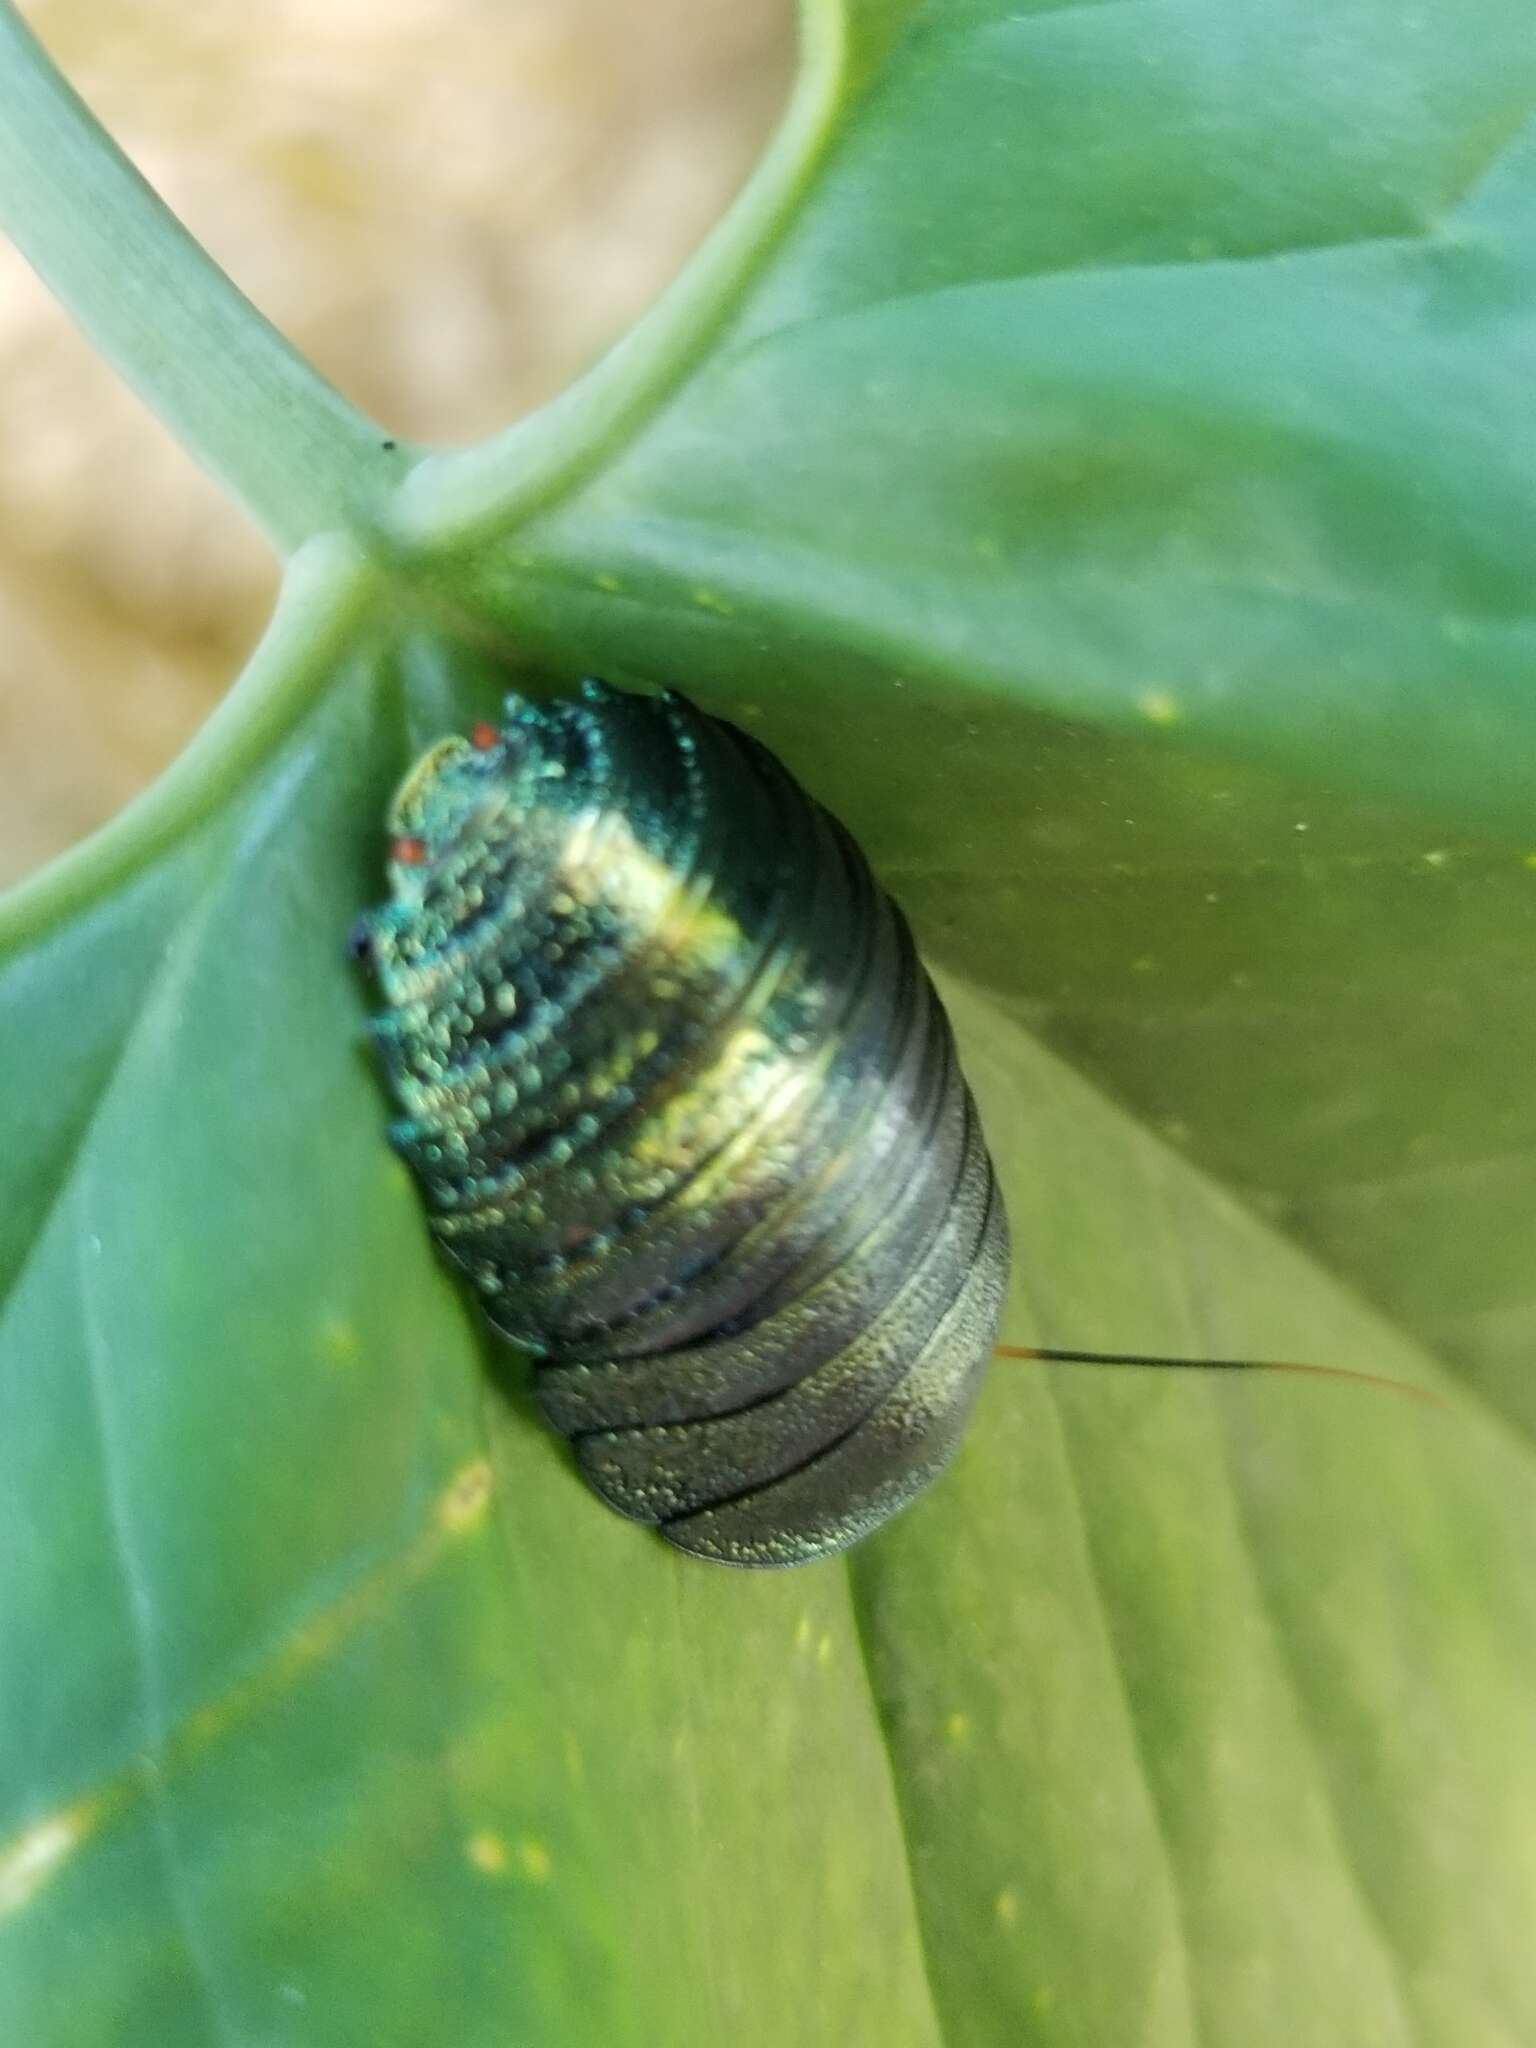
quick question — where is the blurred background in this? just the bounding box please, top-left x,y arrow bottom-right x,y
0,0 -> 793,884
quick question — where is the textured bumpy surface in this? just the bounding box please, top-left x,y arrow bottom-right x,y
354,682 -> 1009,1565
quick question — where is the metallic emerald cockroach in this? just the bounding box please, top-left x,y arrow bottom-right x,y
351,680 -> 1010,1567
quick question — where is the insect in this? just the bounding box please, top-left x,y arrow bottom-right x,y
352,682 -> 1427,1569
351,679 -> 1010,1566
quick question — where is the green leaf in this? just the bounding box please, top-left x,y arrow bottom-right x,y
7,631 -> 1532,2042
5,1 -> 1536,2043
409,0 -> 1536,1440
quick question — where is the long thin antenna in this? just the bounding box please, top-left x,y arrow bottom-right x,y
994,1345 -> 1442,1406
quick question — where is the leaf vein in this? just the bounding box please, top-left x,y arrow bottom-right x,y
1043,1380 -> 1207,2048
841,1558 -> 952,2047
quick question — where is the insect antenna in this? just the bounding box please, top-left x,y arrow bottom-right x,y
993,1345 -> 1442,1406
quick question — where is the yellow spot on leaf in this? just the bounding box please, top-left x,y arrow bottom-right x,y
319,1316 -> 359,1366
816,1633 -> 834,1666
438,1459 -> 494,1534
467,1830 -> 509,1877
795,1614 -> 813,1653
692,588 -> 735,616
995,1887 -> 1020,1928
0,1808 -> 90,1917
945,1712 -> 971,1747
1138,690 -> 1180,725
182,1698 -> 238,1751
594,572 -> 622,593
517,1837 -> 552,1883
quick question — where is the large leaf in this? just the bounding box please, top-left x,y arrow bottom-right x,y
5,621 -> 1531,2043
5,1 -> 1536,2043
406,0 -> 1536,1438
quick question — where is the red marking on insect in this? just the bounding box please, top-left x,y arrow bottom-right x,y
391,835 -> 428,867
470,721 -> 500,752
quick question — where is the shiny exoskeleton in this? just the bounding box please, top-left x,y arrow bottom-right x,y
353,682 -> 1010,1566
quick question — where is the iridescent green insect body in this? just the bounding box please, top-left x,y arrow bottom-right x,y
354,682 -> 1010,1567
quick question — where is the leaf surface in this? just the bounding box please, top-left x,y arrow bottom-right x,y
5,2 -> 1536,2042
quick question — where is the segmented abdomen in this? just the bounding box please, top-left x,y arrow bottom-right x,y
357,681 -> 1009,1567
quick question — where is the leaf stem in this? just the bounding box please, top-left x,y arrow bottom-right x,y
389,0 -> 851,551
0,2 -> 411,552
0,533 -> 384,948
